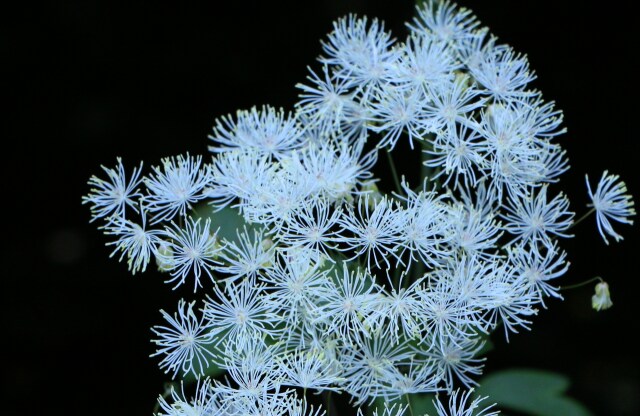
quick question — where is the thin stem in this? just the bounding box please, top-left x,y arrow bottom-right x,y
561,276 -> 603,291
152,382 -> 176,414
409,257 -> 425,289
419,134 -> 436,192
325,391 -> 332,416
392,264 -> 402,290
386,150 -> 403,194
405,394 -> 415,416
571,207 -> 595,229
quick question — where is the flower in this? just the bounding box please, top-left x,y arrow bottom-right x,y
144,153 -> 210,223
150,300 -> 216,379
278,197 -> 344,258
262,249 -> 332,326
280,348 -> 343,392
158,217 -> 222,291
202,277 -> 277,346
433,388 -> 498,416
502,185 -> 574,248
321,15 -> 398,88
586,171 -> 636,244
215,226 -> 275,282
408,0 -> 479,47
314,265 -> 382,342
104,208 -> 162,274
336,196 -> 404,271
82,158 -> 143,222
208,106 -> 303,159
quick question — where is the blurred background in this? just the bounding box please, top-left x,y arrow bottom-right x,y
5,0 -> 639,414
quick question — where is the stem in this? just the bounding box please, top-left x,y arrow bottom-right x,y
561,276 -> 603,291
405,394 -> 415,416
410,260 -> 425,289
386,150 -> 403,194
392,265 -> 403,290
325,391 -> 332,416
152,382 -> 175,414
419,134 -> 436,192
571,207 -> 595,229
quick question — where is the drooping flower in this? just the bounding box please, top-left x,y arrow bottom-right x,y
592,281 -> 613,311
586,171 -> 636,244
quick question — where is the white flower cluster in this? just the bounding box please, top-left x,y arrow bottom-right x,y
83,1 -> 635,415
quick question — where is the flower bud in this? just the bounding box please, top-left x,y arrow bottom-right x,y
592,281 -> 613,311
155,240 -> 174,272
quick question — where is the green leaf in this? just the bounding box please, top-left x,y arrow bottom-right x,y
192,204 -> 255,243
475,369 -> 593,416
411,393 -> 438,415
180,340 -> 226,384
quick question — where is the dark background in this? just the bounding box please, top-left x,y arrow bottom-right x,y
5,1 -> 639,415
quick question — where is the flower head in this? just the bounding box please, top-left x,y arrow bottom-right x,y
158,217 -> 222,291
82,158 -> 143,222
586,171 -> 635,244
151,300 -> 216,379
144,154 -> 210,223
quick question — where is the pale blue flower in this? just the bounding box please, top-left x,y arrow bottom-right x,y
508,242 -> 568,306
262,249 -> 332,326
321,15 -> 398,88
586,170 -> 636,244
469,46 -> 537,103
202,277 -> 276,346
82,157 -> 142,222
104,208 -> 162,274
336,196 -> 404,271
396,34 -> 459,88
215,226 -> 275,282
408,0 -> 480,46
159,217 -> 222,291
207,148 -> 274,210
209,106 -> 304,159
151,300 -> 216,379
296,65 -> 354,136
340,331 -> 412,404
433,389 -> 498,416
144,153 -> 210,223
370,84 -> 428,150
280,348 -> 344,392
314,266 -> 382,341
502,185 -> 574,248
278,197 -> 344,259
426,336 -> 485,391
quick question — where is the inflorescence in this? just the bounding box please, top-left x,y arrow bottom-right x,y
83,1 -> 634,415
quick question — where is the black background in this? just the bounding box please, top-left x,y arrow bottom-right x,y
5,1 -> 639,415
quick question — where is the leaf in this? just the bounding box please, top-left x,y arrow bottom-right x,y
475,368 -> 593,416
192,203 -> 255,243
181,341 -> 226,383
410,393 -> 438,415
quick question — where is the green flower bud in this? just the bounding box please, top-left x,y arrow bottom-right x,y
155,240 -> 174,272
592,281 -> 613,311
